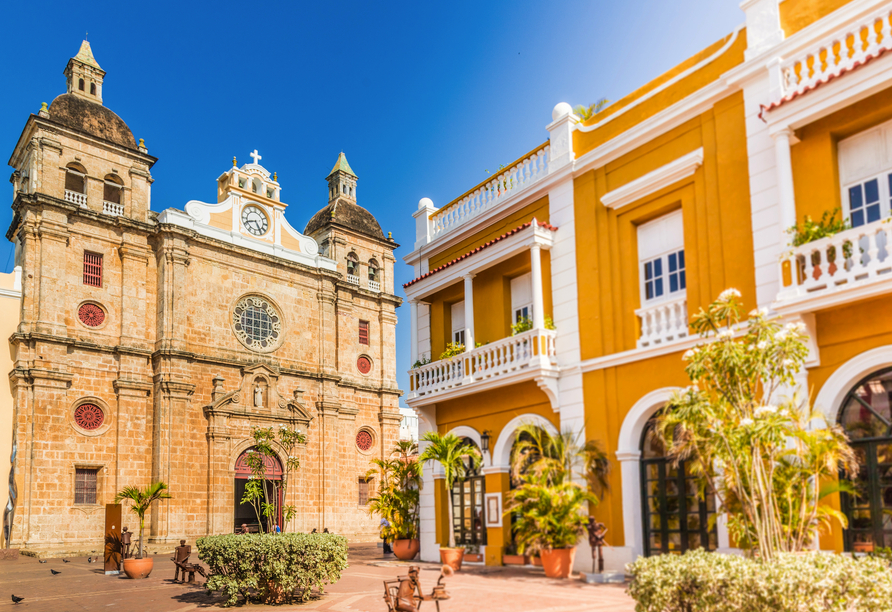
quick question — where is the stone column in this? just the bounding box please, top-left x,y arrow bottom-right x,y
530,243 -> 545,330
409,300 -> 418,365
118,244 -> 150,348
151,377 -> 194,544
316,399 -> 341,531
416,405 -> 438,562
772,127 -> 797,240
463,274 -> 475,351
35,212 -> 70,337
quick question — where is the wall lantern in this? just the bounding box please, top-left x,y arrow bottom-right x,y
481,430 -> 491,454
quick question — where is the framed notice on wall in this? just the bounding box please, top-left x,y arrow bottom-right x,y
484,493 -> 502,528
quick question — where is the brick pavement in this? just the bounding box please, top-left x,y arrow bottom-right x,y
0,544 -> 636,611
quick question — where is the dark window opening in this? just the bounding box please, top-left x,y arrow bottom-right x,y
75,468 -> 98,504
103,182 -> 121,204
65,170 -> 85,193
359,477 -> 371,506
90,83 -> 96,95
78,78 -> 85,91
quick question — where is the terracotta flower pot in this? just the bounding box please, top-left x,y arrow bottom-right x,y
540,547 -> 576,579
122,556 -> 154,579
502,554 -> 525,566
439,547 -> 464,571
392,539 -> 420,561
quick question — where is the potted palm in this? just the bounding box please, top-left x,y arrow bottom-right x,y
366,440 -> 422,560
504,423 -> 607,579
418,431 -> 481,571
114,481 -> 171,579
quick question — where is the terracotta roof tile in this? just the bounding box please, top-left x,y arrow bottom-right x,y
403,220 -> 557,288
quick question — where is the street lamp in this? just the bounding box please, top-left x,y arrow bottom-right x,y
481,430 -> 491,454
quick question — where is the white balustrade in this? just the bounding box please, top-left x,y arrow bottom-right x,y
368,279 -> 381,292
428,145 -> 550,241
636,295 -> 688,348
65,190 -> 87,207
409,328 -> 557,399
346,274 -> 360,286
103,201 -> 124,216
776,7 -> 892,103
777,219 -> 892,300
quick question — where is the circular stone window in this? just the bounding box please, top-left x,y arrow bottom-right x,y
74,403 -> 104,431
78,303 -> 106,327
357,355 -> 372,375
356,429 -> 374,452
232,296 -> 283,352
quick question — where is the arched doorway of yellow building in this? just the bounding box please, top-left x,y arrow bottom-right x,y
838,366 -> 892,552
451,437 -> 486,548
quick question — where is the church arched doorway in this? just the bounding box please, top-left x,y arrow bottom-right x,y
839,366 -> 892,552
640,415 -> 716,556
451,437 -> 486,547
234,447 -> 283,533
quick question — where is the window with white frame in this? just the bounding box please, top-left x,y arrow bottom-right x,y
451,301 -> 466,346
638,210 -> 685,303
839,118 -> 892,227
510,273 -> 532,324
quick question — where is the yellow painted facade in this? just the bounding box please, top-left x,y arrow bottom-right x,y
0,268 -> 21,547
405,0 -> 892,569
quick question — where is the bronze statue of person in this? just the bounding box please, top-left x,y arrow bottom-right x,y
586,518 -> 608,574
120,526 -> 132,560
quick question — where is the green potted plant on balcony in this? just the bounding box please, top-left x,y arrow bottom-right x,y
418,431 -> 482,571
366,440 -> 422,560
114,481 -> 171,579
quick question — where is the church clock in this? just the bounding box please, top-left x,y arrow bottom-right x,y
241,205 -> 269,236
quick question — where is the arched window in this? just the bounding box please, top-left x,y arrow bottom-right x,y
839,366 -> 892,552
640,415 -> 716,556
251,178 -> 260,194
368,259 -> 379,282
346,252 -> 359,278
103,174 -> 123,205
65,163 -> 87,194
451,437 -> 486,547
78,78 -> 85,91
90,83 -> 96,95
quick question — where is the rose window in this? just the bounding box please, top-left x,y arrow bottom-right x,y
232,296 -> 282,351
356,430 -> 373,451
78,303 -> 105,327
74,404 -> 104,430
357,356 -> 372,374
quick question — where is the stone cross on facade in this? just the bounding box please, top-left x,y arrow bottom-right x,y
250,149 -> 262,165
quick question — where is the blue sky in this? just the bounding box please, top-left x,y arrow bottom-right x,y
0,0 -> 743,405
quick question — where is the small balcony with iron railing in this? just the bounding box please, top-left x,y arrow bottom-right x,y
775,217 -> 892,310
407,327 -> 557,404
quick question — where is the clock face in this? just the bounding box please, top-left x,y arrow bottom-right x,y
241,205 -> 268,236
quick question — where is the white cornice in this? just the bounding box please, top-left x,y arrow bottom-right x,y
601,148 -> 703,210
0,288 -> 22,300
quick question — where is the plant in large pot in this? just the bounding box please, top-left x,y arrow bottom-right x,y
418,431 -> 482,571
503,423 -> 608,579
366,440 -> 422,560
114,481 -> 171,579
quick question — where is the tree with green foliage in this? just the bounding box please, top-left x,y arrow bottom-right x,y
418,431 -> 482,549
656,289 -> 859,559
366,440 -> 422,541
240,425 -> 306,533
114,481 -> 171,559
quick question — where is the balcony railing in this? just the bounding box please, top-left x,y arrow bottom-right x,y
65,190 -> 87,207
103,201 -> 124,216
777,218 -> 892,302
636,294 -> 688,348
777,7 -> 892,103
428,144 -> 550,242
409,328 -> 557,399
346,274 -> 360,286
368,279 -> 381,292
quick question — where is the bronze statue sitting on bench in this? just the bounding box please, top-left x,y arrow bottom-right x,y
171,540 -> 207,583
383,565 -> 452,612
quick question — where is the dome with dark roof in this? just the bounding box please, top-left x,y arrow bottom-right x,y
304,198 -> 385,241
47,93 -> 137,150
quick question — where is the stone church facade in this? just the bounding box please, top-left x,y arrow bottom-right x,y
3,41 -> 402,551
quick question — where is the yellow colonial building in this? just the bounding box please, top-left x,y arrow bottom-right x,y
404,0 -> 892,571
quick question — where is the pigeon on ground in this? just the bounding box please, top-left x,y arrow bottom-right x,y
50,569 -> 61,575
87,557 -> 93,563
62,558 -> 70,563
11,594 -> 24,604
39,559 -> 47,563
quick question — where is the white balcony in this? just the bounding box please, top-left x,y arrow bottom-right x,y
407,328 -> 557,404
103,201 -> 124,216
65,190 -> 87,207
346,274 -> 360,286
776,218 -> 892,309
368,279 -> 381,292
427,144 -> 550,243
636,294 -> 688,348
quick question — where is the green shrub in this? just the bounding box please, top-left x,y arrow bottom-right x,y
197,533 -> 348,606
628,549 -> 892,612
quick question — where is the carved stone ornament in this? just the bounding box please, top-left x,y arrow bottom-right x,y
231,295 -> 283,353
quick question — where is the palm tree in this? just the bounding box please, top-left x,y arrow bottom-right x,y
510,422 -> 609,496
366,440 -> 422,541
418,432 -> 481,549
115,482 -> 171,559
572,98 -> 611,122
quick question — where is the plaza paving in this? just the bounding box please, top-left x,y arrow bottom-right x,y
0,544 -> 636,611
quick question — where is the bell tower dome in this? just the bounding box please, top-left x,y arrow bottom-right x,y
326,152 -> 357,204
64,40 -> 105,104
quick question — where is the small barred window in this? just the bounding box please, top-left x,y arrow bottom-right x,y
83,252 -> 103,287
358,477 -> 371,506
74,468 -> 98,504
359,320 -> 369,345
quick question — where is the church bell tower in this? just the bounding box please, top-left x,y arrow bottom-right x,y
326,152 -> 357,204
64,40 -> 105,104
